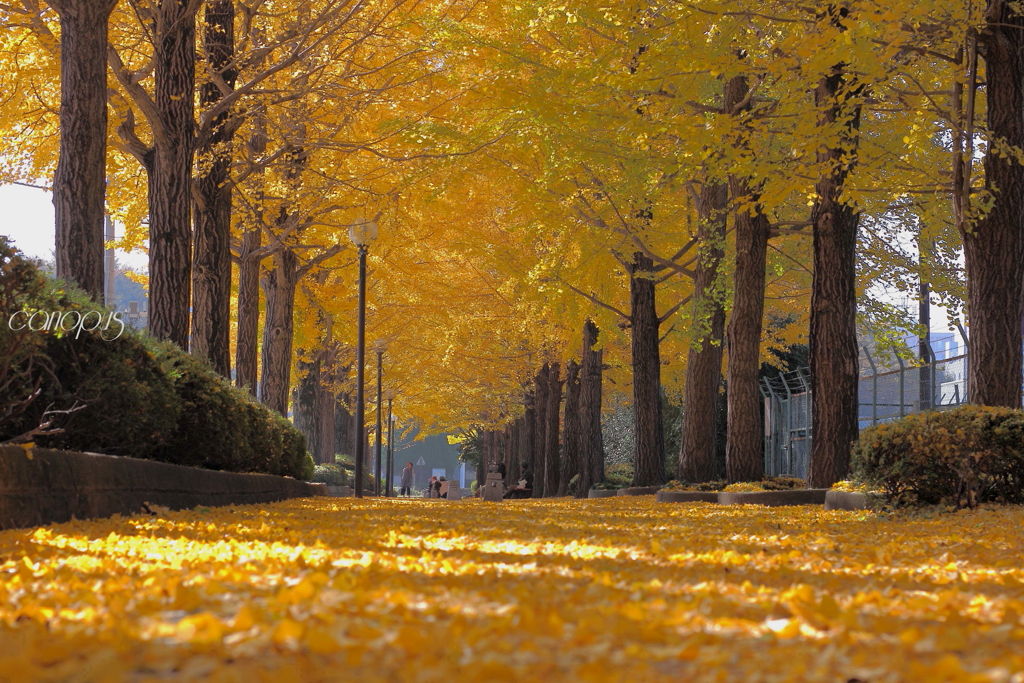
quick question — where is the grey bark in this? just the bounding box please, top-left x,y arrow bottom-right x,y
49,0 -> 119,301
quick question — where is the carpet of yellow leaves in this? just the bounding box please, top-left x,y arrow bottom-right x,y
2,497 -> 1023,682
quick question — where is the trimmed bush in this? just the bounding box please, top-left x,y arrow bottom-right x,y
852,406 -> 1024,508
313,463 -> 348,486
26,331 -> 181,459
0,247 -> 314,481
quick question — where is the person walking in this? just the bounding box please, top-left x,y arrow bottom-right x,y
400,462 -> 414,497
439,477 -> 450,499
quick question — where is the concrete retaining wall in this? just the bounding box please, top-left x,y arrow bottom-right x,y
0,445 -> 325,531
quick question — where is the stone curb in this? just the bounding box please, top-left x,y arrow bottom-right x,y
823,490 -> 870,511
717,489 -> 829,506
617,486 -> 662,497
587,489 -> 619,498
1,445 -> 324,531
655,490 -> 720,503
326,485 -> 353,497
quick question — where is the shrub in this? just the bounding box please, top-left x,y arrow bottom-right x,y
0,237 -> 52,438
0,247 -> 313,481
312,463 -> 348,486
22,331 -> 181,458
852,406 -> 1024,509
592,461 -> 633,490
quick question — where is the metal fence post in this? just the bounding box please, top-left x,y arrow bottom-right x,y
894,351 -> 906,417
863,346 -> 878,426
764,379 -> 780,477
796,368 -> 812,478
760,381 -> 771,475
782,374 -> 793,476
930,344 -> 937,408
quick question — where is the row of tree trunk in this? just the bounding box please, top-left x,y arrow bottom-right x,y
479,320 -> 605,497
48,0 -> 339,424
290,350 -> 368,466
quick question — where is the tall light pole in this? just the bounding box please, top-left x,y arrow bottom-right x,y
372,338 -> 388,496
384,387 -> 397,496
348,218 -> 377,498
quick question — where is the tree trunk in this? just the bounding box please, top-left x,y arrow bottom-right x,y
191,0 -> 236,376
475,451 -> 485,493
49,0 -> 118,301
577,320 -> 604,496
558,360 -> 581,495
292,357 -> 322,461
544,362 -> 563,496
318,354 -> 336,465
503,423 -> 514,489
725,181 -> 770,482
258,247 -> 298,415
678,182 -> 728,483
235,100 -> 268,395
725,75 -> 770,483
533,364 -> 550,496
679,77 -> 747,483
484,430 -> 495,480
334,388 -> 353,457
148,0 -> 198,347
516,414 -> 529,484
235,226 -> 261,394
964,8 -> 1024,407
524,394 -> 537,476
629,252 -> 666,487
807,68 -> 862,488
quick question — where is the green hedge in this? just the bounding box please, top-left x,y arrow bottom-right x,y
852,406 -> 1024,509
0,245 -> 313,481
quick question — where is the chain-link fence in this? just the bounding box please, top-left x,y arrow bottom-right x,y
760,369 -> 811,479
761,342 -> 970,479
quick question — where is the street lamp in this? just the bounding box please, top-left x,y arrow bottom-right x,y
384,387 -> 397,497
349,218 -> 377,498
372,338 -> 389,496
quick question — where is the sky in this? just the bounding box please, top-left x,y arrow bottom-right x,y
1,184 -> 148,270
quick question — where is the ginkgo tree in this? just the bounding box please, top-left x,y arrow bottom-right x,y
4,0 -> 1024,492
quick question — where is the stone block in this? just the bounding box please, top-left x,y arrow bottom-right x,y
655,490 -> 720,503
824,490 -> 870,511
617,486 -> 662,497
326,485 -> 353,497
717,489 -> 829,507
482,473 -> 504,502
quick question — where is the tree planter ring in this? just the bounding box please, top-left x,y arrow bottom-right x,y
655,490 -> 720,503
617,486 -> 662,496
717,489 -> 829,506
824,490 -> 870,510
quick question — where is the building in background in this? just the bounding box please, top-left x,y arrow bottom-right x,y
391,432 -> 465,490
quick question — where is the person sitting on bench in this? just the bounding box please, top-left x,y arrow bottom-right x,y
504,462 -> 533,499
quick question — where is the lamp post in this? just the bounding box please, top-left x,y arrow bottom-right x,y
372,338 -> 389,496
348,218 -> 377,498
384,388 -> 397,496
